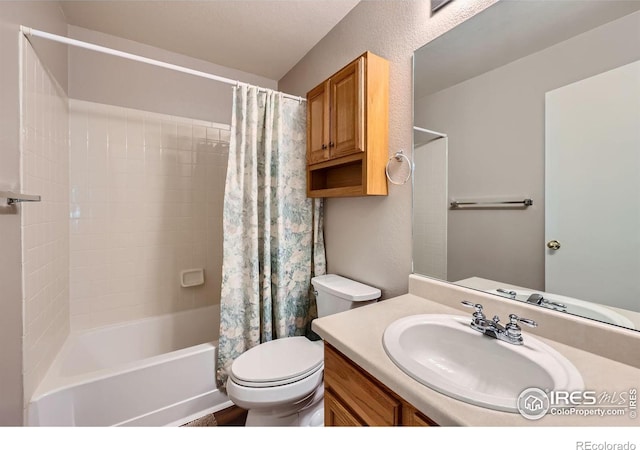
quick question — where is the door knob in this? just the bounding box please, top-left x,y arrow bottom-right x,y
547,240 -> 561,250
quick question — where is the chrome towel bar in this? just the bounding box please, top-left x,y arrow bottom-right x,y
450,198 -> 533,209
1,191 -> 42,206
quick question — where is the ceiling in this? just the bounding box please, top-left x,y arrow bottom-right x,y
60,1 -> 360,81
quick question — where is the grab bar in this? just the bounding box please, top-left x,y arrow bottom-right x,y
450,198 -> 533,209
1,191 -> 41,206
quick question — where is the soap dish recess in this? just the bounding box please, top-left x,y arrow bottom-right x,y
180,269 -> 204,287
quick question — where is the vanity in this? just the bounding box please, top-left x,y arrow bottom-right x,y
324,343 -> 435,426
313,0 -> 640,427
313,274 -> 640,426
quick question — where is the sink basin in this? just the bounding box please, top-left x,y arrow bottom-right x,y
490,289 -> 635,328
382,314 -> 584,412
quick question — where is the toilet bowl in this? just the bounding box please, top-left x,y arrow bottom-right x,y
225,274 -> 381,427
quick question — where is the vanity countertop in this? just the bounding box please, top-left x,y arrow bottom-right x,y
312,293 -> 640,426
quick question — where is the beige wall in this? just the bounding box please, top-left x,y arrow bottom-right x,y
414,10 -> 640,290
0,1 -> 67,426
279,0 -> 495,298
68,25 -> 277,124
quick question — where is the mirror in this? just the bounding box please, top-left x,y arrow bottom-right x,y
412,0 -> 640,331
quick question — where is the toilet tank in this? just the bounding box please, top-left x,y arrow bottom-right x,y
311,274 -> 381,318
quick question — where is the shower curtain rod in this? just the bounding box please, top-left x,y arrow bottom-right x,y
20,26 -> 305,103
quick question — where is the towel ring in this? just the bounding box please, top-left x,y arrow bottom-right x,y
385,150 -> 413,185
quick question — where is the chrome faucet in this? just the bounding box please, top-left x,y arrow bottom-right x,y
461,301 -> 538,345
497,288 -> 516,298
526,293 -> 567,311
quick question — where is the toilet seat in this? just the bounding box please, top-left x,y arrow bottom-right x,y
226,366 -> 324,412
230,336 -> 323,388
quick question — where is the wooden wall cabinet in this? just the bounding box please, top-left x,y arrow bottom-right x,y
306,52 -> 389,198
324,344 -> 438,427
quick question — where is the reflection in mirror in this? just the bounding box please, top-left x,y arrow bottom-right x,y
412,1 -> 640,331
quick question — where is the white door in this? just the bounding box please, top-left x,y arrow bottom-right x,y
545,60 -> 640,313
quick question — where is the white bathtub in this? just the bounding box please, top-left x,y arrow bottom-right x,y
28,305 -> 232,426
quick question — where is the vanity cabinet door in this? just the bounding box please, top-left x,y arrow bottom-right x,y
324,344 -> 401,426
323,343 -> 439,427
324,390 -> 365,426
402,404 -> 438,427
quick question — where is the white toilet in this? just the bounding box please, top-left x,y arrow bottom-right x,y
225,274 -> 381,426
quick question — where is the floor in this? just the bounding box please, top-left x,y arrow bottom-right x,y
181,406 -> 247,427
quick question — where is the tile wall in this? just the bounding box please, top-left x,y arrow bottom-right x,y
21,40 -> 70,401
68,100 -> 229,330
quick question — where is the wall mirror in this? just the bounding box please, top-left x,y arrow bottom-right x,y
412,0 -> 640,331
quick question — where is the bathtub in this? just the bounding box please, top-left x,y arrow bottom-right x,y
28,305 -> 232,426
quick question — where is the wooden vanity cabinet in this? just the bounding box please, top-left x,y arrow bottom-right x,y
323,343 -> 438,427
306,51 -> 389,198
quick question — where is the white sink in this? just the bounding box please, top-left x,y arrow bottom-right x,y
382,314 -> 584,412
490,289 -> 635,329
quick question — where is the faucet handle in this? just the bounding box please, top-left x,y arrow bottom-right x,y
461,301 -> 485,319
509,314 -> 538,328
542,299 -> 567,309
461,300 -> 481,310
497,288 -> 517,298
504,314 -> 537,344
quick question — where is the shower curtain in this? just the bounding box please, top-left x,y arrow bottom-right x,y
216,85 -> 326,387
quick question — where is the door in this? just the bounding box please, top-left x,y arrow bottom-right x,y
545,61 -> 640,312
330,57 -> 363,159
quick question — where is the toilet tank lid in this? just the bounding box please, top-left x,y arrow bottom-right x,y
311,274 -> 381,301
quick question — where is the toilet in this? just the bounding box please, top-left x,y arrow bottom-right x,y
225,274 -> 381,426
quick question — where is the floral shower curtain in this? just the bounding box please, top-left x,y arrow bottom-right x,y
216,85 -> 326,387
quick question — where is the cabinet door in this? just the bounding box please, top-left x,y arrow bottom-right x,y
307,81 -> 330,164
329,57 -> 363,159
324,390 -> 365,426
324,344 -> 401,426
401,403 -> 438,427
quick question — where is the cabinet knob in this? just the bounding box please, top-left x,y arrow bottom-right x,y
321,144 -> 327,150
329,142 -> 335,148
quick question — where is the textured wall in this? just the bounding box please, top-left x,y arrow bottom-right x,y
69,100 -> 229,330
279,0 -> 495,298
0,1 -> 68,425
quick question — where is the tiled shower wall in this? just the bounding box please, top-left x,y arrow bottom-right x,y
68,100 -> 229,330
21,41 -> 70,401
